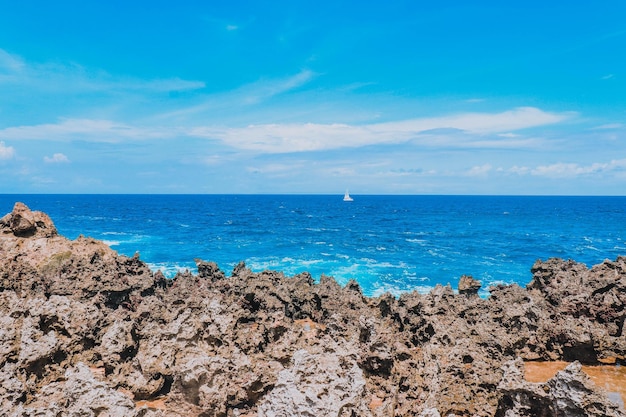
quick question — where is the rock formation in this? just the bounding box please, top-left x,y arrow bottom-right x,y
0,202 -> 625,416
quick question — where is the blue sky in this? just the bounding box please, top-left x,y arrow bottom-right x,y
0,1 -> 625,194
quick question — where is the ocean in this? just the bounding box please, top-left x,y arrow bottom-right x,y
2,194 -> 625,297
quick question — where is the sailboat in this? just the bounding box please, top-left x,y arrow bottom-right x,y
343,190 -> 354,202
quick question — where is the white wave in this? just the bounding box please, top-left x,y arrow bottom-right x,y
356,256 -> 374,262
75,215 -> 108,221
299,259 -> 324,267
370,282 -> 435,298
406,238 -> 427,245
576,245 -> 600,252
146,262 -> 195,278
333,263 -> 360,276
361,259 -> 410,269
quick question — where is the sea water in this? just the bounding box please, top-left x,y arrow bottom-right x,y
2,194 -> 625,297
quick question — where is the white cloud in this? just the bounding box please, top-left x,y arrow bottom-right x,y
129,77 -> 205,92
226,24 -> 239,31
246,163 -> 301,176
0,141 -> 15,160
466,164 -> 492,177
593,123 -> 623,130
531,160 -> 626,178
0,49 -> 25,73
338,81 -> 377,92
0,106 -> 571,158
44,153 -> 70,163
378,107 -> 570,135
241,69 -> 316,104
505,159 -> 626,178
0,118 -> 177,142
157,69 -> 317,120
0,48 -> 205,93
509,165 -> 531,175
505,159 -> 626,179
191,107 -> 572,153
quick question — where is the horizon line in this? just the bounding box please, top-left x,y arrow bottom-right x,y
1,193 -> 625,198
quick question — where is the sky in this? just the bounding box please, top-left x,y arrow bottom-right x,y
0,1 -> 625,195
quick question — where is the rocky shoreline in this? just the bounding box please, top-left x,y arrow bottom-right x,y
0,202 -> 625,416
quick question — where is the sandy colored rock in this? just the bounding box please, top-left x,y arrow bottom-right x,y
0,202 -> 57,238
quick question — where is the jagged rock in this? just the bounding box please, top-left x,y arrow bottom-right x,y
458,274 -> 481,296
258,346 -> 370,416
0,202 -> 57,238
195,259 -> 226,281
1,203 -> 626,416
549,362 -> 624,416
496,359 -> 625,416
99,319 -> 138,367
18,315 -> 59,369
17,362 -> 140,417
0,363 -> 26,412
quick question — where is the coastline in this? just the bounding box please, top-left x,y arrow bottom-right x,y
1,202 -> 625,416
3,194 -> 626,298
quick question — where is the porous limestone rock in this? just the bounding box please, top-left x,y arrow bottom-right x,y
0,202 -> 57,238
1,202 -> 625,416
458,274 -> 482,296
258,346 -> 369,417
496,359 -> 624,417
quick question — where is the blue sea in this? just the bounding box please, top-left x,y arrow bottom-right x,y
2,195 -> 625,297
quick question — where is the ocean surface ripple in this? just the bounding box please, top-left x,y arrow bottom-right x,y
3,194 -> 625,297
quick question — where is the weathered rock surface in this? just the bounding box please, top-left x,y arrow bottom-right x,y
0,202 -> 57,238
0,202 -> 625,416
496,359 -> 624,416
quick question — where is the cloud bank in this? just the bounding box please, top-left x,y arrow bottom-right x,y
0,107 -> 571,154
192,107 -> 572,153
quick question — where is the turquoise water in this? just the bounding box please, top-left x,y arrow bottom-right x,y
2,195 -> 625,297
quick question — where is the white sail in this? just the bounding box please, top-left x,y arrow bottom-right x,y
343,190 -> 353,202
